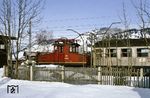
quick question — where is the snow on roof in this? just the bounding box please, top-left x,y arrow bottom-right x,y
12,51 -> 25,61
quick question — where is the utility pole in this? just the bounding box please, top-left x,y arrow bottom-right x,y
28,19 -> 33,81
89,32 -> 97,67
29,20 -> 32,61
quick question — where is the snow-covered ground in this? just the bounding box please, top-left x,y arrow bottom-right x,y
0,68 -> 3,78
0,68 -> 150,98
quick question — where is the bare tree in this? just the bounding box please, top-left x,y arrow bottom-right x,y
132,0 -> 147,29
131,0 -> 150,47
0,0 -> 44,78
36,30 -> 53,45
119,2 -> 130,30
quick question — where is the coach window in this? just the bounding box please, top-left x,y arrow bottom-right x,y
95,49 -> 102,57
0,44 -> 5,49
107,49 -> 117,57
137,48 -> 149,57
121,48 -> 132,57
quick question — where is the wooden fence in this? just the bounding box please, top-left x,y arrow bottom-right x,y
99,66 -> 150,88
17,66 -> 150,88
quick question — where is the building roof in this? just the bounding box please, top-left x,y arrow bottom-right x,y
0,35 -> 16,44
0,35 -> 16,40
94,38 -> 150,47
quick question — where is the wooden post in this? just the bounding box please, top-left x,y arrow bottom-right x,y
140,67 -> 143,78
98,67 -> 101,85
30,65 -> 33,81
61,66 -> 65,82
29,61 -> 35,81
140,67 -> 144,87
3,65 -> 7,77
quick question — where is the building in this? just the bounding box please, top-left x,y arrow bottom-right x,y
0,35 -> 7,68
93,38 -> 150,67
0,35 -> 16,68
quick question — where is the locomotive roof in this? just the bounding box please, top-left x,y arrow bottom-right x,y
94,38 -> 150,47
48,38 -> 78,42
52,38 -> 80,46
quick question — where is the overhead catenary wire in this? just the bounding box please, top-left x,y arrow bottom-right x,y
45,22 -> 121,32
48,24 -> 102,29
45,16 -> 111,22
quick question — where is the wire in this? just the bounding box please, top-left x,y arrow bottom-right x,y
46,16 -> 110,22
47,23 -> 113,29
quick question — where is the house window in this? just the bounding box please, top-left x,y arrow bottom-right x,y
121,48 -> 132,57
107,49 -> 117,57
0,44 -> 5,49
137,48 -> 149,57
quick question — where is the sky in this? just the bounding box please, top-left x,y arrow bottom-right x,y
37,0 -> 144,38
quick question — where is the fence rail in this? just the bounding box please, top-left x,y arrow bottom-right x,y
17,66 -> 150,88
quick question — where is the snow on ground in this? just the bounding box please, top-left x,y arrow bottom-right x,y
0,77 -> 150,98
0,68 -> 150,98
0,68 -> 3,78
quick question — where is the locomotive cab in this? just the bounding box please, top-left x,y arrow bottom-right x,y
53,38 -> 80,53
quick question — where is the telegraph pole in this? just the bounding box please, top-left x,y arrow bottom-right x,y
28,19 -> 33,81
29,20 -> 32,61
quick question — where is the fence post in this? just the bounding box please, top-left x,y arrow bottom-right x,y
61,66 -> 65,82
30,61 -> 35,81
3,65 -> 6,77
98,67 -> 101,85
30,65 -> 33,81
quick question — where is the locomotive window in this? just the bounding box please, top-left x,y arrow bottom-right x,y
137,48 -> 149,57
59,46 -> 63,53
54,46 -> 57,50
70,46 -> 73,52
72,45 -> 76,52
70,45 -> 78,53
121,48 -> 132,57
76,47 -> 79,52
